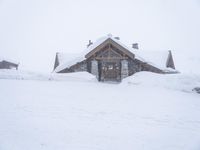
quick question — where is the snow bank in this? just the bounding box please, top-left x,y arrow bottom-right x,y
1,69 -> 200,94
0,69 -> 48,80
50,72 -> 97,82
0,69 -> 96,82
122,71 -> 200,93
0,74 -> 200,150
0,56 -> 19,64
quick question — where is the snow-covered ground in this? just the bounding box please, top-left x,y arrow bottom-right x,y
0,69 -> 200,150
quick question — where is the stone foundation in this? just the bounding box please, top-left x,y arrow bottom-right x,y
121,60 -> 129,79
91,60 -> 99,79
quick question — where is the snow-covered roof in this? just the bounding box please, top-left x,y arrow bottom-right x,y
0,56 -> 19,64
54,35 -> 175,72
54,53 -> 85,72
54,35 -> 114,72
133,50 -> 170,70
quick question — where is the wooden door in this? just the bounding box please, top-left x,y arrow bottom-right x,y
100,61 -> 121,81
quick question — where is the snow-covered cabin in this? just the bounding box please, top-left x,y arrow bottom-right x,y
0,57 -> 19,70
53,35 -> 177,82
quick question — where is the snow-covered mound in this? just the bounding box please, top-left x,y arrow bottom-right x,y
0,69 -> 49,80
0,73 -> 200,150
122,71 -> 200,93
1,69 -> 200,94
51,71 -> 97,82
0,69 -> 96,82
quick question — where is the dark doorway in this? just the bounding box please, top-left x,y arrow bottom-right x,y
99,61 -> 121,82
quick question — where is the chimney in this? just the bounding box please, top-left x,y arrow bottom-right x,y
114,37 -> 120,40
87,40 -> 93,48
132,43 -> 139,49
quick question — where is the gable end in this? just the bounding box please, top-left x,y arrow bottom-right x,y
85,38 -> 135,59
166,50 -> 175,69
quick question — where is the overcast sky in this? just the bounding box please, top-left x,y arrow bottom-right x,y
0,0 -> 200,72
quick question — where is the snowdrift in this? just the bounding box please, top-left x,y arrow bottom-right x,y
122,71 -> 200,94
0,71 -> 200,150
0,69 -> 96,82
1,69 -> 199,94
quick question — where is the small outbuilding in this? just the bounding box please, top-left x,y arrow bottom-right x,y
53,35 -> 177,82
0,58 -> 19,70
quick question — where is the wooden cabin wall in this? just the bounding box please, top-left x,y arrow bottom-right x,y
128,59 -> 143,76
58,67 -> 73,73
71,60 -> 87,72
128,58 -> 163,76
58,57 -> 164,79
58,60 -> 87,73
141,62 -> 163,74
86,59 -> 92,73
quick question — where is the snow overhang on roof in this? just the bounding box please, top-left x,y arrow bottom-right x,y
53,53 -> 85,73
133,50 -> 171,70
0,57 -> 19,64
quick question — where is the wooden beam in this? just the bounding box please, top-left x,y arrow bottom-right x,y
95,57 -> 128,60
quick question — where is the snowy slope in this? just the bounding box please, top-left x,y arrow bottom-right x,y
0,69 -> 200,150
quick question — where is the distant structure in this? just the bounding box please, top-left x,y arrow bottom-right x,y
0,58 -> 19,70
53,35 -> 177,82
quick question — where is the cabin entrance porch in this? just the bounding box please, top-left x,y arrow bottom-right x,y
99,60 -> 121,82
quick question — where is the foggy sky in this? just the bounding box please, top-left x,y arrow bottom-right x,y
0,0 -> 200,72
